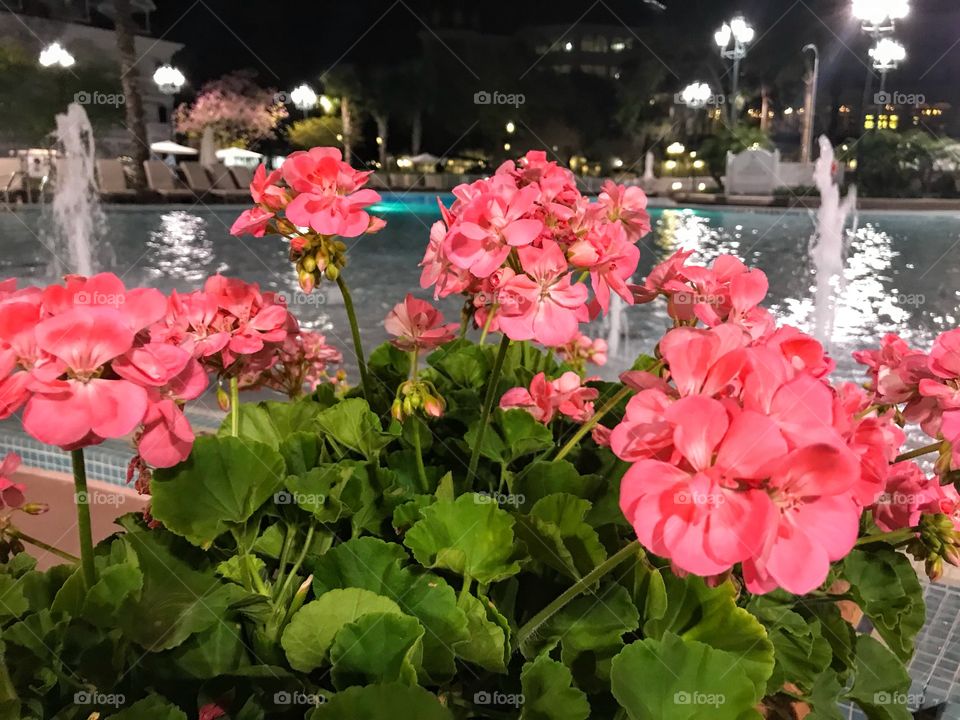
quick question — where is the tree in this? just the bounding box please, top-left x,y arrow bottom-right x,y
174,71 -> 287,149
287,116 -> 344,150
112,0 -> 149,189
323,66 -> 363,164
699,124 -> 772,188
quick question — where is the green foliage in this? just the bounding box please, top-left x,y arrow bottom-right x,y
699,124 -> 772,187
846,130 -> 957,198
0,339 -> 924,719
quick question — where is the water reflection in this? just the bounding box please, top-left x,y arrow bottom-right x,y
145,211 -> 219,282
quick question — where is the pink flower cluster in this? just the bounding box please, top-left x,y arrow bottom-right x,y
855,330 -> 960,473
0,273 -> 300,470
500,371 -> 599,424
611,252 -> 909,595
385,294 -> 458,353
231,149 -> 385,240
557,333 -> 608,369
420,152 -> 651,348
241,330 -> 343,398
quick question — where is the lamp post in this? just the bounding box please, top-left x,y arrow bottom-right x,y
679,82 -> 713,109
853,0 -> 909,129
38,42 -> 75,68
152,64 -> 185,95
715,16 -> 754,124
869,37 -> 906,102
800,44 -> 819,164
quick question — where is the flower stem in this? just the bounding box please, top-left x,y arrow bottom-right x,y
229,376 -> 240,437
856,527 -> 918,547
467,334 -> 510,484
478,304 -> 498,345
554,385 -> 632,462
894,441 -> 942,463
412,420 -> 429,493
514,541 -> 641,651
336,275 -> 371,402
10,530 -> 79,564
70,449 -> 97,589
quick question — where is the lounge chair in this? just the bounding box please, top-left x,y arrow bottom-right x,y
229,165 -> 255,189
96,159 -> 136,201
0,157 -> 25,204
143,160 -> 194,201
205,163 -> 251,202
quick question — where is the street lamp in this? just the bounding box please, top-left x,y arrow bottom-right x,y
318,94 -> 334,114
505,121 -> 516,134
715,16 -> 754,123
800,44 -> 820,164
852,0 -> 909,36
679,82 -> 713,109
153,64 -> 186,95
39,42 -> 75,68
869,37 -> 906,72
290,84 -> 318,113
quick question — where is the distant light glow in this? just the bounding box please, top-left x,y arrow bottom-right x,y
319,94 -> 334,114
290,83 -> 318,111
666,142 -> 686,156
153,64 -> 185,94
869,38 -> 906,70
680,81 -> 712,108
39,42 -> 74,68
852,0 -> 909,26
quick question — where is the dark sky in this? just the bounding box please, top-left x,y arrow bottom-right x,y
151,0 -> 960,105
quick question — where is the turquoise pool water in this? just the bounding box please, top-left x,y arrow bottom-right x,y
2,194 -> 959,381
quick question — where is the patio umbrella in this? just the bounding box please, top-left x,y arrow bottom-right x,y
215,148 -> 264,161
409,153 -> 441,164
200,127 -> 217,167
149,141 -> 197,156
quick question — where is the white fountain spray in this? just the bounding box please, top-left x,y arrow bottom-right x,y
50,102 -> 103,276
810,134 -> 857,342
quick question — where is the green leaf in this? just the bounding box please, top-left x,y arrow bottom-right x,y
221,397 -> 325,449
164,621 -> 250,678
611,633 -> 763,720
644,576 -> 774,698
404,493 -> 521,584
109,695 -> 188,720
846,635 -> 911,720
520,654 -> 590,720
455,591 -> 509,672
281,588 -> 404,672
746,594 -> 832,694
369,342 -> 413,383
509,460 -> 602,510
279,431 -> 323,475
428,341 -> 491,388
315,398 -> 395,459
330,612 -> 424,689
515,493 -> 606,580
216,555 -> 266,586
283,464 -> 353,522
392,494 -> 436,532
309,538 -> 469,682
308,683 -> 452,720
151,435 -> 286,547
0,574 -> 29,621
841,548 -> 924,662
466,409 -> 554,465
118,530 -> 244,651
804,671 -> 845,720
525,582 -> 638,681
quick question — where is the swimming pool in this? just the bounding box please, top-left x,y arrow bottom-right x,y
3,194 -> 959,382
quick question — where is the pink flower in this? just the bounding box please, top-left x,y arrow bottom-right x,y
230,206 -> 273,238
0,452 -> 25,510
568,224 -> 640,313
556,334 -> 608,367
445,185 -> 544,278
742,444 -> 861,595
23,307 -> 148,449
598,180 -> 652,241
281,147 -> 371,195
497,240 -> 589,347
500,371 -> 598,423
285,189 -> 383,238
872,461 -> 936,532
620,396 -> 784,576
249,164 -> 288,210
385,294 -> 458,353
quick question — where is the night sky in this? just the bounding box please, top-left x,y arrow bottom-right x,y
151,0 -> 960,107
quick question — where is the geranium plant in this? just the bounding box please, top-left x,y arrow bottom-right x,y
0,148 -> 951,720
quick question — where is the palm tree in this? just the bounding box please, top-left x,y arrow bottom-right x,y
323,66 -> 363,164
111,0 -> 149,189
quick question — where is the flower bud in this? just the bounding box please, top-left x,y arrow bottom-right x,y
216,385 -> 230,412
391,399 -> 404,422
20,503 -> 49,516
302,255 -> 317,273
298,269 -> 316,293
926,555 -> 944,581
325,264 -> 339,281
423,396 -> 444,418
